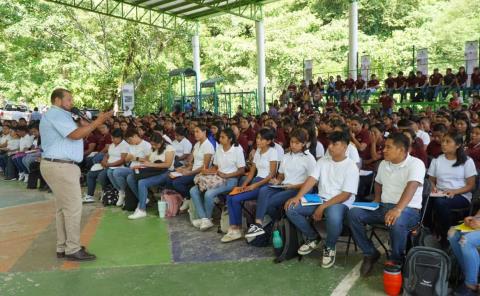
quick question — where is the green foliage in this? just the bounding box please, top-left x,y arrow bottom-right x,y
0,0 -> 479,114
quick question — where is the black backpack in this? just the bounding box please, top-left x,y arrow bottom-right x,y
403,246 -> 450,296
272,216 -> 304,263
101,185 -> 118,206
122,185 -> 138,211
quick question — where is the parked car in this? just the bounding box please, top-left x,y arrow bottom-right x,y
0,104 -> 31,121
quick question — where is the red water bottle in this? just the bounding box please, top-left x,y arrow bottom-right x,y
383,261 -> 402,296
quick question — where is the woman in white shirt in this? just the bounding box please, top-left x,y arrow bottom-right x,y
244,129 -> 316,239
428,131 -> 477,245
126,133 -> 176,219
172,126 -> 192,167
21,125 -> 42,183
12,126 -> 34,181
190,128 -> 246,230
302,121 -> 324,160
0,128 -> 20,176
167,125 -> 215,210
84,128 -> 128,203
222,128 -> 279,242
109,128 -> 152,207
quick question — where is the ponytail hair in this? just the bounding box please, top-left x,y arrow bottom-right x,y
221,128 -> 238,147
446,131 -> 468,167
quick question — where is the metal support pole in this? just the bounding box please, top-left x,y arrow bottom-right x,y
255,19 -> 266,113
348,0 -> 358,80
192,25 -> 201,110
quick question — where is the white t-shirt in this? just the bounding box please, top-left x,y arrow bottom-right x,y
279,151 -> 316,185
312,157 -> 360,208
192,139 -> 215,171
149,144 -> 176,171
274,142 -> 285,162
253,147 -> 279,178
6,138 -> 19,155
375,155 -> 426,209
427,155 -> 477,201
416,130 -> 430,146
324,142 -> 361,166
213,144 -> 246,174
172,138 -> 192,158
306,141 -> 325,159
0,134 -> 11,146
107,140 -> 130,169
19,135 -> 34,151
128,140 -> 152,167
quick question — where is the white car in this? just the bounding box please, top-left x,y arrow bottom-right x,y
0,104 -> 31,121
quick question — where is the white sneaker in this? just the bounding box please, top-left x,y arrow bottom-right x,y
199,218 -> 214,231
191,219 -> 202,228
221,230 -> 242,243
297,239 -> 321,256
23,174 -> 29,183
179,199 -> 190,211
128,208 -> 147,220
18,173 -> 25,181
146,198 -> 150,205
82,195 -> 95,203
116,191 -> 125,207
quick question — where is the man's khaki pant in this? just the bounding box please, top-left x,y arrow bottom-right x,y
40,160 -> 82,255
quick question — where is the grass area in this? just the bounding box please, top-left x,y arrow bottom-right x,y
80,209 -> 171,269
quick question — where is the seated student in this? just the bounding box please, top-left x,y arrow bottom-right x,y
244,129 -> 316,238
454,114 -> 471,144
348,132 -> 425,276
223,128 -> 278,242
301,121 -> 324,160
127,133 -> 175,219
350,116 -> 371,162
325,122 -> 361,168
427,132 -> 477,245
11,126 -> 34,182
83,129 -> 128,203
108,129 -> 152,207
167,125 -> 215,212
0,128 -> 20,178
0,125 -> 12,151
171,126 -> 192,167
402,129 -> 428,167
284,131 -> 359,268
190,128 -> 245,232
447,210 -> 480,296
427,123 -> 448,161
20,125 -> 41,183
466,125 -> 480,170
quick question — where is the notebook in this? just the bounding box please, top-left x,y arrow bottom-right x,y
430,191 -> 448,198
352,202 -> 380,211
301,194 -> 325,206
229,187 -> 250,195
169,172 -> 183,178
269,184 -> 288,189
455,223 -> 476,233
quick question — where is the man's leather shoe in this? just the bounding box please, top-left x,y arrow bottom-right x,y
360,250 -> 380,277
65,248 -> 96,262
57,246 -> 85,258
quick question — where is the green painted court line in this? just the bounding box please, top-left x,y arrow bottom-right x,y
1,258 -> 360,296
79,208 -> 171,269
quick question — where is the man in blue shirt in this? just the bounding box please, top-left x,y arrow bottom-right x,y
30,107 -> 42,121
40,88 -> 112,261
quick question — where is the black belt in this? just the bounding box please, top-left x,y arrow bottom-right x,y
42,158 -> 76,164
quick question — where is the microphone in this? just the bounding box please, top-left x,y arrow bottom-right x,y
71,107 -> 91,123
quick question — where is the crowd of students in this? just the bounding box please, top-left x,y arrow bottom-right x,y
2,85 -> 480,295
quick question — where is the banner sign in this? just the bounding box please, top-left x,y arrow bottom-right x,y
416,48 -> 428,75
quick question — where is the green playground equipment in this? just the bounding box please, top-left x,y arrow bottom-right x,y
199,77 -> 258,116
167,68 -> 198,112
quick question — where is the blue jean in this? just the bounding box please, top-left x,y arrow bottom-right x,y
347,203 -> 420,262
169,174 -> 196,198
12,155 -> 27,173
128,172 -> 170,210
287,203 -> 348,249
86,169 -> 109,196
22,152 -> 41,173
108,167 -> 133,191
190,177 -> 238,219
448,230 -> 480,286
226,177 -> 265,226
0,154 -> 8,171
256,186 -> 299,222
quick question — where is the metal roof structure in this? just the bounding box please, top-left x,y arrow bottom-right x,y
44,0 -> 273,34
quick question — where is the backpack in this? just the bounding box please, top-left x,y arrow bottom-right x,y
272,216 -> 304,263
160,189 -> 183,217
5,156 -> 18,180
101,185 -> 118,206
403,246 -> 450,296
122,185 -> 138,211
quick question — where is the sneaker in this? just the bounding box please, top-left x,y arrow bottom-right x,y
321,247 -> 336,268
82,195 -> 95,203
297,238 -> 321,256
199,218 -> 214,231
191,219 -> 202,228
221,230 -> 242,243
128,208 -> 147,220
116,191 -> 125,207
179,199 -> 190,211
18,173 -> 25,181
146,198 -> 150,205
23,174 -> 29,183
360,250 -> 381,277
245,224 -> 265,238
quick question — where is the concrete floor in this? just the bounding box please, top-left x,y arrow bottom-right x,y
0,179 -> 385,296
